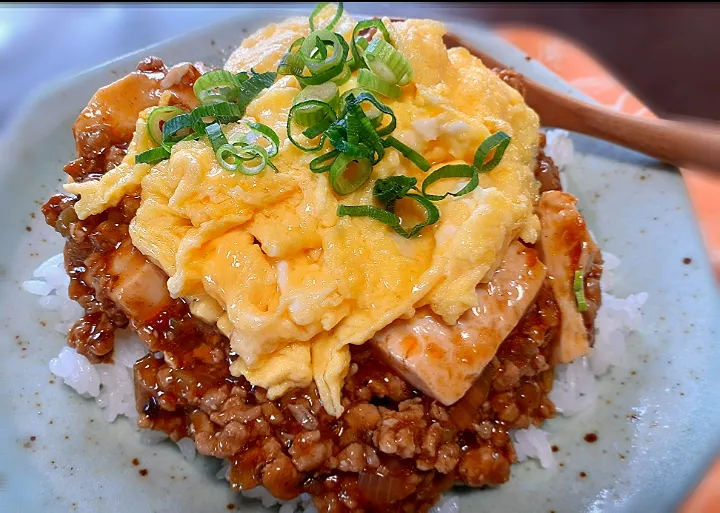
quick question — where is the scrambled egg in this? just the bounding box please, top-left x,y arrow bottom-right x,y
65,9 -> 540,416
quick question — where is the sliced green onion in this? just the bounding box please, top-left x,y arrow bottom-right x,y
303,40 -> 349,86
287,100 -> 337,151
278,38 -> 306,76
310,149 -> 339,173
302,115 -> 335,139
340,91 -> 396,137
363,37 -> 413,86
383,136 -> 430,172
193,70 -> 240,105
245,121 -> 280,157
346,107 -> 360,146
279,32 -> 348,86
358,68 -> 401,99
215,143 -> 269,175
354,37 -> 369,52
162,113 -> 197,147
337,204 -> 397,230
372,175 -> 417,208
135,147 -> 170,165
350,19 -> 391,70
236,71 -> 277,115
331,63 -> 352,85
278,51 -> 305,76
325,125 -> 373,159
190,102 -> 243,125
421,164 -> 479,201
573,269 -> 588,312
309,1 -> 343,31
337,193 -> 439,238
303,116 -> 336,139
300,61 -> 347,87
473,131 -> 512,172
301,30 -> 345,75
205,122 -> 228,152
292,82 -> 339,127
402,193 -> 440,236
344,97 -> 384,164
329,154 -> 373,195
147,106 -> 185,145
340,88 -> 382,126
234,71 -> 250,84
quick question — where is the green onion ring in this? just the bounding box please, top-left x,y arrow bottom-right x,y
383,136 -> 430,172
473,130 -> 511,172
331,63 -> 352,85
346,106 -> 361,146
204,122 -> 228,152
300,39 -> 349,86
372,175 -> 418,208
325,124 -> 374,159
340,88 -> 383,126
190,102 -> 243,124
162,113 -> 198,147
350,19 -> 391,70
215,143 -> 269,175
310,149 -> 340,173
344,98 -> 385,164
193,70 -> 240,105
236,71 -> 277,115
147,106 -> 186,145
245,121 -> 280,157
302,115 -> 335,139
278,38 -> 306,76
292,82 -> 339,127
135,147 -> 171,165
421,163 -> 479,201
573,269 -> 588,312
358,68 -> 402,99
301,29 -> 345,75
341,91 -> 396,137
337,192 -> 439,238
329,154 -> 373,195
287,100 -> 337,151
309,1 -> 344,31
363,37 -> 413,86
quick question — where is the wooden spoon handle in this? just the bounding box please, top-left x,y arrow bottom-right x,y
439,30 -> 720,172
526,81 -> 720,172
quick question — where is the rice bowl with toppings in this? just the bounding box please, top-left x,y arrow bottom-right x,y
10,3 -> 667,512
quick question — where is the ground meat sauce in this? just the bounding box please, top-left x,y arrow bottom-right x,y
535,133 -> 563,193
42,194 -> 135,362
41,58 -> 600,512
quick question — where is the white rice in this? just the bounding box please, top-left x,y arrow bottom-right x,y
23,253 -> 84,335
25,258 -> 143,422
510,130 -> 648,467
45,330 -> 145,422
512,425 -> 555,469
25,129 -> 646,511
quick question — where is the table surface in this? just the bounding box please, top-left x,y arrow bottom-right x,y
2,5 -> 718,512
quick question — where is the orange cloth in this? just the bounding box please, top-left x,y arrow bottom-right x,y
496,26 -> 720,512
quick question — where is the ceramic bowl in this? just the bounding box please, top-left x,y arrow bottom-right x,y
1,7 -> 719,513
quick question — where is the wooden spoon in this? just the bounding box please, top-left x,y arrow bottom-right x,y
438,31 -> 720,173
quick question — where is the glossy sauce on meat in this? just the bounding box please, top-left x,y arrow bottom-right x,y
41,57 -> 602,513
44,182 -> 567,512
44,187 -> 564,512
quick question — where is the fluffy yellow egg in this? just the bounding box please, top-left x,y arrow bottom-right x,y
65,9 -> 540,417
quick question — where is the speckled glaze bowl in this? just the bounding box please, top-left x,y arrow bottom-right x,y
1,7 -> 719,513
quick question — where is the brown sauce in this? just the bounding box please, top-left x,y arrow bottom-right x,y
40,56 -> 602,513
